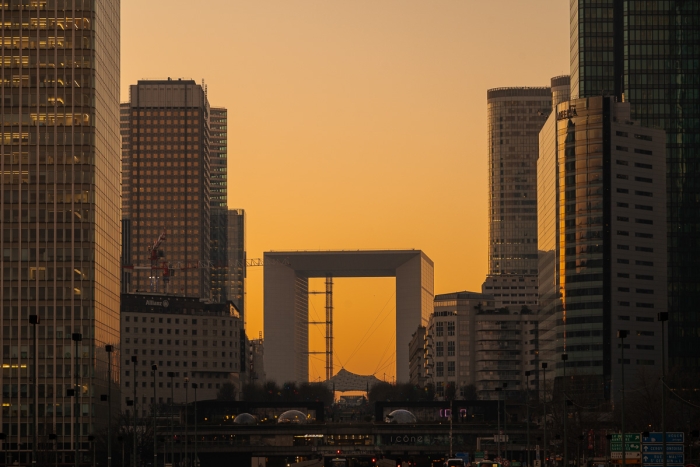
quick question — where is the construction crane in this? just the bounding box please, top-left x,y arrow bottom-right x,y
123,230 -> 174,294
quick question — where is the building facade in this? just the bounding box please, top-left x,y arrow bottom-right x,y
120,293 -> 243,415
427,292 -> 536,401
0,1 -> 121,463
226,209 -> 246,313
487,87 -> 552,276
571,1 -> 700,368
408,326 -> 427,387
538,96 -> 667,401
481,275 -> 538,311
121,80 -> 211,298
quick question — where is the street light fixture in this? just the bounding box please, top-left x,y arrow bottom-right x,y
29,315 -> 40,467
72,333 -> 83,467
167,372 -> 175,467
658,312 -> 668,467
618,330 -> 629,467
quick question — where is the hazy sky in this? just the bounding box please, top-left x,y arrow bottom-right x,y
122,0 -> 569,382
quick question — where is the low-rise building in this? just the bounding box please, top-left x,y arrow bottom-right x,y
120,293 -> 243,416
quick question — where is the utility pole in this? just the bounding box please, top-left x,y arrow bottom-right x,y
192,384 -> 198,467
131,356 -> 138,467
562,353 -> 569,467
106,345 -> 114,467
152,365 -> 158,467
526,370 -> 531,467
168,372 -> 174,467
496,387 -> 503,459
29,315 -> 40,467
658,312 -> 668,467
618,330 -> 629,467
542,362 -> 548,467
72,333 -> 83,467
184,378 -> 189,467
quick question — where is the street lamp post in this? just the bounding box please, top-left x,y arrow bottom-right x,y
152,365 -> 158,467
562,353 -> 569,467
184,378 -> 189,467
526,371 -> 531,467
192,384 -> 198,467
131,356 -> 138,467
496,387 -> 503,459
72,333 -> 83,467
29,315 -> 40,467
658,312 -> 668,467
503,382 -> 508,462
542,362 -> 548,467
106,345 -> 114,467
168,372 -> 174,467
618,330 -> 629,467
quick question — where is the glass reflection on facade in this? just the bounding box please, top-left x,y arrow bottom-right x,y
487,88 -> 552,276
0,0 -> 121,463
122,80 -> 211,298
538,96 -> 666,402
572,0 -> 700,368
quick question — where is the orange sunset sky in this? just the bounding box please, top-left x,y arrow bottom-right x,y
121,0 -> 569,382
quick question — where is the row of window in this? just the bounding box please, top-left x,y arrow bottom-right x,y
124,328 -> 236,338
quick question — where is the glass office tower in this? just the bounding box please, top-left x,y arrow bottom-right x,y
122,80 -> 211,298
487,87 -> 552,276
538,96 -> 667,402
0,0 -> 121,464
572,1 -> 700,367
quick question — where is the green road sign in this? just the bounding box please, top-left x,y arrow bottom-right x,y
611,442 -> 641,452
611,433 -> 641,443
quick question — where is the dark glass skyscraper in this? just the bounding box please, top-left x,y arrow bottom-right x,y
572,1 -> 700,367
0,0 -> 121,463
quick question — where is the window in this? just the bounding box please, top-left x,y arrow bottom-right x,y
634,148 -> 653,155
635,218 -> 653,225
436,342 -> 444,357
636,260 -> 654,266
636,246 -> 654,253
617,202 -> 629,208
635,191 -> 652,197
619,301 -> 630,306
635,162 -> 652,169
635,176 -> 652,183
436,322 -> 444,337
634,134 -> 652,141
616,174 -> 629,180
616,131 -> 628,137
616,146 -> 629,152
635,205 -> 653,211
447,322 -> 455,336
635,232 -> 653,239
447,361 -> 455,377
617,258 -> 630,264
448,341 -> 455,356
617,216 -> 629,222
616,160 -> 629,166
436,362 -> 444,377
617,230 -> 629,236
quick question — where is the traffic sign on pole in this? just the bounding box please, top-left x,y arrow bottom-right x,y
642,433 -> 685,444
612,442 -> 642,452
641,454 -> 684,465
642,445 -> 684,454
612,434 -> 642,443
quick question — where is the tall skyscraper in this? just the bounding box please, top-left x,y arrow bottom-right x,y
209,107 -> 229,303
0,1 -> 121,464
538,95 -> 667,401
121,80 -> 211,298
226,209 -> 246,314
487,87 -> 552,276
571,1 -> 700,368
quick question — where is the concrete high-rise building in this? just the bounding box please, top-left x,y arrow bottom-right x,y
121,80 -> 211,298
0,1 -> 121,464
538,96 -> 667,401
571,1 -> 700,368
487,87 -> 552,276
427,292 -> 536,401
